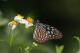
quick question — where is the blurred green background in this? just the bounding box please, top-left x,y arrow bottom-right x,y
0,0 -> 80,53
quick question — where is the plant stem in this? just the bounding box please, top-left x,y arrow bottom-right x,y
9,29 -> 14,47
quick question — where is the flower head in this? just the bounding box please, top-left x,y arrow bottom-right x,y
8,20 -> 18,30
8,14 -> 34,30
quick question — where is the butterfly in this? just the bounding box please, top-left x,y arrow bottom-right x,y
33,20 -> 63,43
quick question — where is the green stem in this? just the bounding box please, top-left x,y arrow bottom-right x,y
9,29 -> 14,47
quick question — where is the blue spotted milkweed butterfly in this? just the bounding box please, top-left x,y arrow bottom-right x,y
33,20 -> 63,43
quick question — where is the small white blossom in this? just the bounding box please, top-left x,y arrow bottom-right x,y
15,19 -> 33,28
15,18 -> 33,28
8,14 -> 34,30
13,15 -> 34,28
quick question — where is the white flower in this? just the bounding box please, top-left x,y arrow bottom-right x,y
8,14 -> 34,30
14,15 -> 34,28
14,18 -> 33,28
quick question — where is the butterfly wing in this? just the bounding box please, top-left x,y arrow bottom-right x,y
33,22 -> 63,43
33,23 -> 49,43
47,27 -> 63,40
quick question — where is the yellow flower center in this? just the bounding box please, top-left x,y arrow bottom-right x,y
26,17 -> 34,23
